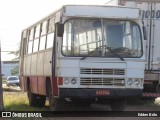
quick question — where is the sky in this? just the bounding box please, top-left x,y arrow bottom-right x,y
0,0 -> 110,61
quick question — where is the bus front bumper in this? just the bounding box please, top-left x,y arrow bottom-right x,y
59,88 -> 142,98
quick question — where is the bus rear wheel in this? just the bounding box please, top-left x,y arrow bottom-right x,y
28,85 -> 46,107
28,85 -> 37,107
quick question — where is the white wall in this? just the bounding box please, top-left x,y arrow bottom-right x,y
1,61 -> 19,78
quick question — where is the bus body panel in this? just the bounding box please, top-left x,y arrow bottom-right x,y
24,56 -> 32,76
58,59 -> 144,89
30,54 -> 38,76
37,52 -> 44,75
43,50 -> 52,76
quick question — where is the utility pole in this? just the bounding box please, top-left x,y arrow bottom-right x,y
0,39 -> 4,111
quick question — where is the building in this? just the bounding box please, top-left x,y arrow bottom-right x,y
1,61 -> 19,78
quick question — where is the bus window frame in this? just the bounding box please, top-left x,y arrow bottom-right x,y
27,28 -> 34,54
46,17 -> 55,49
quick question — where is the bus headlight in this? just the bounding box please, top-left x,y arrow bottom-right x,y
127,79 -> 133,86
64,78 -> 70,85
71,78 -> 77,85
134,79 -> 140,86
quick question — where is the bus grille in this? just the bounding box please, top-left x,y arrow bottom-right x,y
80,68 -> 125,75
80,78 -> 125,86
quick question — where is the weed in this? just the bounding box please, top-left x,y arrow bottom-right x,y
3,92 -> 49,111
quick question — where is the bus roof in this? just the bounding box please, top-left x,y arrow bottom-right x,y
22,4 -> 140,31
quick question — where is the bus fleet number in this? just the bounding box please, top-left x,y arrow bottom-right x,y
142,10 -> 160,19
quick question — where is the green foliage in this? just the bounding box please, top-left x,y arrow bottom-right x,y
9,48 -> 20,75
11,66 -> 19,76
9,49 -> 20,61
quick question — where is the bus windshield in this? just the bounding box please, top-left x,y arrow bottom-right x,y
62,19 -> 142,58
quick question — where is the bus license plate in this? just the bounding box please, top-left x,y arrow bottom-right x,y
96,90 -> 110,96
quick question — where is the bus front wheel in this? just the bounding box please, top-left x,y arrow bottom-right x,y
47,84 -> 62,111
28,85 -> 46,107
110,98 -> 126,111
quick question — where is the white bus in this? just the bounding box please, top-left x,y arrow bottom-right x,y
19,5 -> 146,111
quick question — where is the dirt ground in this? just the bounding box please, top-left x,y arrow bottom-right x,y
2,97 -> 160,120
2,84 -> 160,120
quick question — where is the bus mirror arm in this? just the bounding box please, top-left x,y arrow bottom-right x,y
142,19 -> 147,40
143,26 -> 147,40
57,23 -> 64,37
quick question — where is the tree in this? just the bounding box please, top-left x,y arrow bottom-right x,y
9,49 -> 20,75
9,49 -> 20,61
11,66 -> 19,76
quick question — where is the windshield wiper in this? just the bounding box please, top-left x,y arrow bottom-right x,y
109,51 -> 125,61
80,46 -> 125,61
80,46 -> 103,60
80,56 -> 88,60
80,49 -> 100,60
106,47 -> 124,61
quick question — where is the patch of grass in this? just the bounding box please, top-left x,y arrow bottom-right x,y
2,78 -> 7,84
3,92 -> 49,111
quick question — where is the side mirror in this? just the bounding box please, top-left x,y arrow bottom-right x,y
142,26 -> 147,40
57,23 -> 64,37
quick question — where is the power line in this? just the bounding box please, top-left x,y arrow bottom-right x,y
1,51 -> 15,52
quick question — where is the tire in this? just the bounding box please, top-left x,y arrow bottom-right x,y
110,98 -> 126,111
28,85 -> 46,107
47,83 -> 63,111
36,95 -> 46,107
28,85 -> 37,107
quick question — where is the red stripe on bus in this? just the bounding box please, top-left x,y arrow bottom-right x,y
30,76 -> 38,94
37,76 -> 46,95
58,77 -> 63,85
52,76 -> 58,96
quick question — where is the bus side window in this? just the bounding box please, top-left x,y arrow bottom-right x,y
33,25 -> 40,52
28,41 -> 33,54
28,29 -> 34,54
35,25 -> 40,38
41,21 -> 47,35
46,17 -> 55,49
29,28 -> 34,41
39,21 -> 47,51
33,38 -> 39,52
